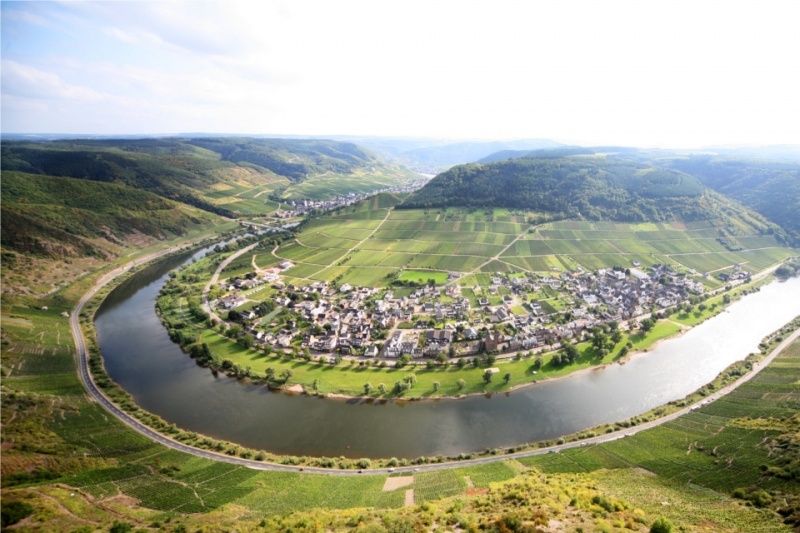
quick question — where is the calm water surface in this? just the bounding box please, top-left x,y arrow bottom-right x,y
96,252 -> 800,458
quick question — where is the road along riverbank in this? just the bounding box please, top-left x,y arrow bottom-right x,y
75,243 -> 800,469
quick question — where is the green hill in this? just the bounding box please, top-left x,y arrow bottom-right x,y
187,137 -> 378,181
473,147 -> 800,243
665,155 -> 800,242
0,137 -> 415,214
402,155 -> 716,220
0,171 -> 224,296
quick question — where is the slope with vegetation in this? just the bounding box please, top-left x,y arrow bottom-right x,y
0,136 -> 418,294
0,171 -> 227,296
665,155 -> 800,243
2,264 -> 797,531
469,145 -> 800,244
1,137 -> 418,214
403,155 -> 715,221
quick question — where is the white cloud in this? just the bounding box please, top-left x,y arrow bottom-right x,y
2,0 -> 799,145
1,60 -> 105,101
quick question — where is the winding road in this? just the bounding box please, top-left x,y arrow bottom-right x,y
70,244 -> 799,475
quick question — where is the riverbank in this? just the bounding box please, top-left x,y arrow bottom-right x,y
156,253 -> 781,401
80,240 -> 800,468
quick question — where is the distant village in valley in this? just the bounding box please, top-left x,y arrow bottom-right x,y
210,260 -> 752,363
270,180 -> 429,220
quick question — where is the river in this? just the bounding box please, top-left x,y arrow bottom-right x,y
95,250 -> 800,458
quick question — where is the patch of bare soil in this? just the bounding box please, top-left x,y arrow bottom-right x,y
382,476 -> 413,492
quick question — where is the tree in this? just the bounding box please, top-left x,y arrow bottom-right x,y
483,369 -> 494,384
639,317 -> 656,333
456,378 -> 466,390
378,383 -> 387,394
432,381 -> 441,392
532,356 -> 543,371
503,372 -> 511,384
237,334 -> 254,349
280,369 -> 292,383
363,383 -> 372,395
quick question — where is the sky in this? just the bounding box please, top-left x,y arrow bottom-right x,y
2,0 -> 800,147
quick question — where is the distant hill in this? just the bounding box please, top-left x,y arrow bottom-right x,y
185,137 -> 378,181
478,146 -> 598,163
0,137 -> 411,215
401,155 -> 786,236
346,137 -> 564,172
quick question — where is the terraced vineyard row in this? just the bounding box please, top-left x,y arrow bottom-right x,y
247,202 -> 792,288
523,338 -> 800,504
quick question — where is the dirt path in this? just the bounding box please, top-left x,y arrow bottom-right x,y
251,253 -> 264,274
404,489 -> 415,507
201,243 -> 258,324
447,223 -> 534,286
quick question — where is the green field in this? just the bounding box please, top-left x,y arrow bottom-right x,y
521,337 -> 800,529
263,203 -> 793,288
2,195 -> 797,530
395,269 -> 450,285
3,286 -> 796,530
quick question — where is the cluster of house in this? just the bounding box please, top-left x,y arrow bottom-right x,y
563,264 -> 706,321
273,194 -> 370,219
714,265 -> 751,283
272,180 -> 428,219
210,262 -> 710,361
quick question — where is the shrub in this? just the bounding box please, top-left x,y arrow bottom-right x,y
1,501 -> 33,528
650,517 -> 673,533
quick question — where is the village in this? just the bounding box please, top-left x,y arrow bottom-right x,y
271,180 -> 429,219
209,259 -> 741,363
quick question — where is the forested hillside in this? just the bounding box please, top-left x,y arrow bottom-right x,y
0,137 -> 412,215
666,155 -> 800,241
402,156 -> 715,221
471,146 -> 800,242
401,153 -> 791,242
187,137 -> 378,181
0,172 -> 223,296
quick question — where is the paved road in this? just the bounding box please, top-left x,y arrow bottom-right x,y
70,247 -> 799,476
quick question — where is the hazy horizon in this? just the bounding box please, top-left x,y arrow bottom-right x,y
3,0 -> 800,147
